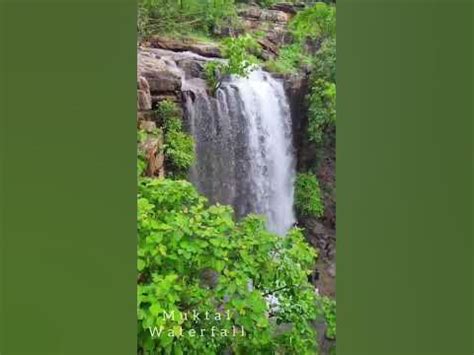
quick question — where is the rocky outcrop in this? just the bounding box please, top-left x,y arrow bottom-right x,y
237,5 -> 294,52
137,49 -> 181,178
238,6 -> 291,22
137,72 -> 162,178
209,5 -> 295,59
146,37 -> 222,58
138,50 -> 182,97
137,76 -> 152,111
269,2 -> 306,14
283,73 -> 310,146
284,72 -> 336,299
137,48 -> 192,113
138,120 -> 165,178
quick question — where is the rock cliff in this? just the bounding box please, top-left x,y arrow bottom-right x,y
136,1 -> 336,300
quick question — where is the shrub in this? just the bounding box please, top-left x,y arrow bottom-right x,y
312,38 -> 336,83
138,0 -> 238,37
265,44 -> 312,74
137,178 -> 319,354
137,130 -> 148,177
308,79 -> 336,143
205,35 -> 260,94
265,3 -> 335,75
295,173 -> 324,218
290,2 -> 336,42
156,100 -> 195,178
320,296 -> 336,339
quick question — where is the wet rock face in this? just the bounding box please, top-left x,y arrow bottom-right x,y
283,73 -> 336,299
283,73 -> 310,153
146,72 -> 181,94
175,58 -> 206,80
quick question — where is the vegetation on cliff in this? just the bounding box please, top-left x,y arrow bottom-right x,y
204,34 -> 260,94
137,119 -> 321,353
137,1 -> 337,353
137,177 -> 319,354
157,101 -> 195,178
295,172 -> 324,218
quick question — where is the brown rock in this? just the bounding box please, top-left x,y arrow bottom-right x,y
137,90 -> 152,111
176,58 -> 206,79
137,76 -> 152,111
143,70 -> 181,94
138,126 -> 165,178
238,6 -> 289,23
270,3 -> 305,15
261,10 -> 290,23
139,120 -> 157,133
138,76 -> 150,91
238,6 -> 262,19
257,38 -> 279,57
138,50 -> 182,94
148,37 -> 222,58
137,110 -> 156,123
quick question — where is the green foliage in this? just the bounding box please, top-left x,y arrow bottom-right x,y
137,130 -> 148,177
138,0 -> 238,38
221,35 -> 260,74
299,8 -> 335,145
319,296 -> 336,339
137,178 -> 319,354
204,35 -> 259,94
290,2 -> 336,42
265,43 -> 312,74
204,61 -> 222,94
156,100 -> 195,178
295,173 -> 324,218
308,79 -> 336,143
312,38 -> 336,83
256,0 -> 276,7
265,3 -> 335,75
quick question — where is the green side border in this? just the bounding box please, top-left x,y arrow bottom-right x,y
0,0 -> 137,353
338,1 -> 472,354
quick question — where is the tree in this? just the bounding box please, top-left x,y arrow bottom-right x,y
204,35 -> 260,94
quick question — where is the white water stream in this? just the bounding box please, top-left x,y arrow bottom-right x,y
184,70 -> 296,235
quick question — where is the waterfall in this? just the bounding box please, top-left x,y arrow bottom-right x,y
184,70 -> 296,235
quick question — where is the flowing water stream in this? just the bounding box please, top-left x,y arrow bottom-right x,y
183,70 -> 296,235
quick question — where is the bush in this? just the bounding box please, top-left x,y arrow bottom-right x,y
295,173 -> 324,218
265,44 -> 312,74
205,35 -> 260,94
308,79 -> 336,143
312,38 -> 336,83
290,2 -> 336,42
265,3 -> 335,75
137,178 -> 319,354
156,101 -> 195,178
320,296 -> 336,339
138,0 -> 238,38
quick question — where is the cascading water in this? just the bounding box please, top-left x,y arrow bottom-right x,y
184,70 -> 296,235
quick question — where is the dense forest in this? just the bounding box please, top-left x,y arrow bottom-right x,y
137,1 -> 336,353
